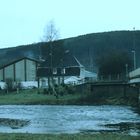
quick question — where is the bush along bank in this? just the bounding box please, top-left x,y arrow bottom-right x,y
0,83 -> 139,106
37,83 -> 139,106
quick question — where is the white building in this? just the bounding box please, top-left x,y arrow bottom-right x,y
129,67 -> 140,84
64,57 -> 97,85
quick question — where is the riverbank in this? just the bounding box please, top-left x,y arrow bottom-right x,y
0,133 -> 140,140
0,89 -> 138,106
0,89 -> 86,105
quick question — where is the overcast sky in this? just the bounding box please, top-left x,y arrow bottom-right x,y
0,0 -> 139,48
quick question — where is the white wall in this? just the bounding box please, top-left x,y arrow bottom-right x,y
0,81 -> 6,89
20,81 -> 38,89
26,59 -> 36,81
129,68 -> 140,78
5,64 -> 14,80
15,60 -> 25,81
0,58 -> 37,82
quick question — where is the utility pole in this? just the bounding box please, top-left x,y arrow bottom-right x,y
125,63 -> 128,80
131,50 -> 136,70
132,27 -> 136,70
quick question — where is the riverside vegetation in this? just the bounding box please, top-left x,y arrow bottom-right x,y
0,84 -> 138,106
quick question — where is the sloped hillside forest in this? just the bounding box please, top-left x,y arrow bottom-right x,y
0,31 -> 140,78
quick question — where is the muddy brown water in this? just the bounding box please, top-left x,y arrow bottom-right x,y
0,105 -> 140,135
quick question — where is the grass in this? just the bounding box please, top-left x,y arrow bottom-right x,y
0,88 -> 138,106
0,133 -> 139,140
0,89 -> 87,105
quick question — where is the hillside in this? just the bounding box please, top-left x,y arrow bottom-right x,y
0,30 -> 140,73
63,31 -> 140,72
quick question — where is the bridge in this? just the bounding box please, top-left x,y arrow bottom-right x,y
75,68 -> 140,107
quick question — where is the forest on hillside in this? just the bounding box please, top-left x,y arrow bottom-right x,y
0,31 -> 140,77
64,31 -> 139,66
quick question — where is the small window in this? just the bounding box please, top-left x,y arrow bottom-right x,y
61,68 -> 65,74
53,68 -> 57,75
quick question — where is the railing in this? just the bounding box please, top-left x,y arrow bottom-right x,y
98,74 -> 128,83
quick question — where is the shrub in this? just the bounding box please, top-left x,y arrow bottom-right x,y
66,85 -> 76,94
5,78 -> 14,92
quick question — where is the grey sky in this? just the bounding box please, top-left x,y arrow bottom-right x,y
0,0 -> 139,48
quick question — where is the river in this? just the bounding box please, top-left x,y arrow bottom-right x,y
0,105 -> 140,135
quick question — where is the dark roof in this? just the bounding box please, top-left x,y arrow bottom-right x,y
38,53 -> 80,68
37,53 -> 81,77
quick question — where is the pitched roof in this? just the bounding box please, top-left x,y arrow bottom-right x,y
38,53 -> 80,68
0,57 -> 39,69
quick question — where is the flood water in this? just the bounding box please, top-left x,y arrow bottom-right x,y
0,105 -> 140,135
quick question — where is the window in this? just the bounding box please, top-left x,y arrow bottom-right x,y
61,68 -> 65,74
53,68 -> 57,75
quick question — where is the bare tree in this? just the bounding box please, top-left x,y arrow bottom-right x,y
43,20 -> 59,42
43,20 -> 60,89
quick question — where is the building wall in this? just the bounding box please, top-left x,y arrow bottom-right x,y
5,64 -> 14,80
0,58 -> 37,82
129,68 -> 140,79
15,60 -> 25,81
26,59 -> 36,81
0,69 -> 3,81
